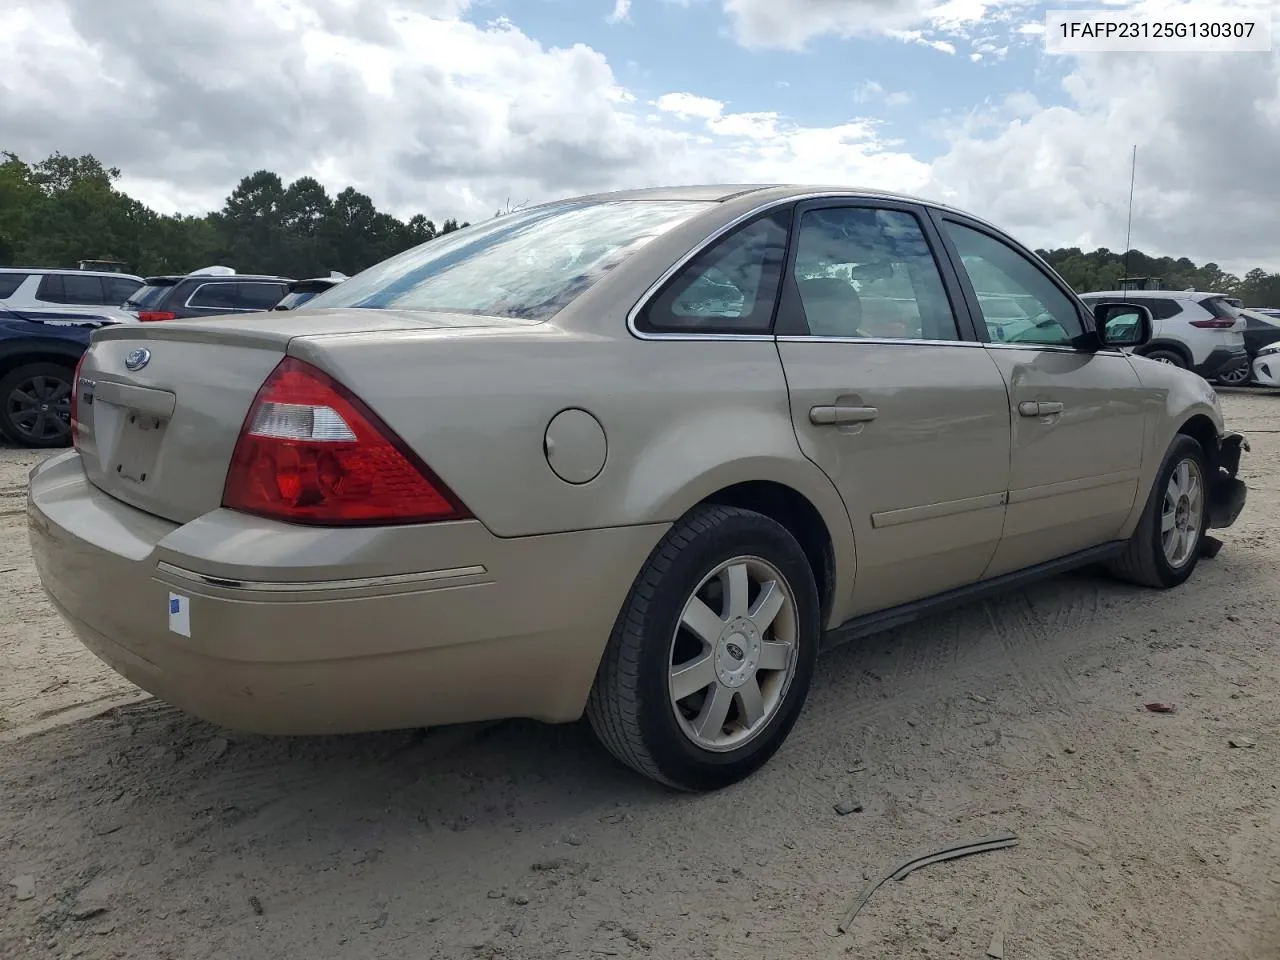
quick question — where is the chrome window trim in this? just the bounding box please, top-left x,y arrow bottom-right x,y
156,560 -> 488,593
775,336 -> 983,348
623,190 -> 1110,348
627,190 -> 956,343
984,342 -> 1128,356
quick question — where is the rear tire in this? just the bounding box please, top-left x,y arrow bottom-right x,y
1216,362 -> 1252,386
586,505 -> 820,791
1107,435 -> 1208,588
0,362 -> 75,448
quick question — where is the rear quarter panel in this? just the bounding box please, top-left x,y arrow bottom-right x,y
289,327 -> 858,620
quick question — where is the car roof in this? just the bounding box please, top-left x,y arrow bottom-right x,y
144,274 -> 291,283
0,267 -> 145,281
547,183 -> 1001,223
1082,290 -> 1217,299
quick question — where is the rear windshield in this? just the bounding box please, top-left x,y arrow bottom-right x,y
301,199 -> 714,321
1198,296 -> 1241,319
274,290 -> 319,310
125,283 -> 175,309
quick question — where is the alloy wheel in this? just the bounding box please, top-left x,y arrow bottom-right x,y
668,555 -> 799,752
6,373 -> 71,444
1161,458 -> 1204,568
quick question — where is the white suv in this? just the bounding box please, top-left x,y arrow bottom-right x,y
1078,290 -> 1249,383
0,268 -> 145,326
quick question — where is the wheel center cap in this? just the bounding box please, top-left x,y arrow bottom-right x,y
39,403 -> 48,412
1175,496 -> 1191,529
715,618 -> 760,689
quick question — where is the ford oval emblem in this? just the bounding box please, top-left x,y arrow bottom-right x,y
124,348 -> 151,372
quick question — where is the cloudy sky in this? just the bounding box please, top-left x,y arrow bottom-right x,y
4,0 -> 1279,271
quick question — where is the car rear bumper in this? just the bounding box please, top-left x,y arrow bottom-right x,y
1196,345 -> 1249,380
1207,432 -> 1248,530
28,451 -> 665,735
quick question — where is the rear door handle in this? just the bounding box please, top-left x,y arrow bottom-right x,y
810,404 -> 879,425
1018,400 -> 1064,417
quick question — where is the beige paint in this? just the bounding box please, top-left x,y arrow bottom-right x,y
981,346 -> 1147,576
29,451 -> 665,732
31,185 -> 1237,737
776,339 -> 1011,614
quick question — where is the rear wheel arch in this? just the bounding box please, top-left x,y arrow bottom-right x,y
1135,339 -> 1193,367
698,480 -> 837,627
646,459 -> 856,629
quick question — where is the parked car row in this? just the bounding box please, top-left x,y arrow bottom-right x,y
1074,288 -> 1280,388
0,267 -> 345,447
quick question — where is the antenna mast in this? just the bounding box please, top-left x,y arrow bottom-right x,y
1122,144 -> 1136,282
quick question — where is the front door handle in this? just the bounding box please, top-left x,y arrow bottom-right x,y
1018,400 -> 1064,417
810,404 -> 879,425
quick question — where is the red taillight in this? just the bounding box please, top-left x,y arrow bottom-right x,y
138,311 -> 177,322
1190,317 -> 1236,329
70,352 -> 87,450
221,357 -> 469,526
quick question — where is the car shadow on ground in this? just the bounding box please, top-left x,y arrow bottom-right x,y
6,558 -> 1244,843
3,545 -> 1272,959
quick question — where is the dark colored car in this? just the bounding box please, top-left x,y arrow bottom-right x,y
1220,308 -> 1280,385
123,273 -> 293,322
271,276 -> 345,311
0,304 -> 99,448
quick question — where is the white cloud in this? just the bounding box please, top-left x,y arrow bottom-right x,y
2,0 -> 1279,273
927,46 -> 1280,266
0,0 -> 931,225
607,0 -> 633,23
720,0 -> 1031,50
853,80 -> 914,107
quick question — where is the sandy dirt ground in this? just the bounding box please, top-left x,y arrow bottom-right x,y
3,392 -> 1280,960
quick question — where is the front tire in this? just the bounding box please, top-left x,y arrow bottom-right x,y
587,505 -> 820,791
1107,435 -> 1208,588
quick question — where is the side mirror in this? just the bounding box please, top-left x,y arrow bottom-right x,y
1094,302 -> 1153,348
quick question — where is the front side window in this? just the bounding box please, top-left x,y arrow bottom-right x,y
944,222 -> 1084,346
636,209 -> 791,334
305,199 -> 714,323
787,207 -> 960,341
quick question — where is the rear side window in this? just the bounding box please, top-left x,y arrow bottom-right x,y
306,199 -> 714,322
1145,298 -> 1183,320
104,276 -> 143,304
236,282 -> 288,309
36,274 -> 109,305
637,209 -> 792,334
786,206 -> 959,341
1198,296 -> 1240,319
0,274 -> 29,298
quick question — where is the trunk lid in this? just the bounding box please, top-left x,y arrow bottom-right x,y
76,309 -> 512,523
